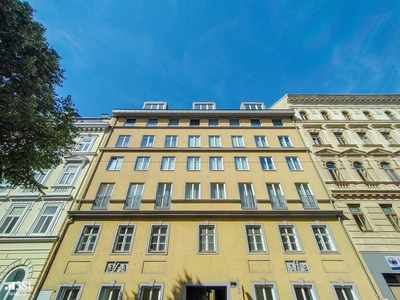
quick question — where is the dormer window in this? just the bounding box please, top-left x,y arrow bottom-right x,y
193,102 -> 216,110
240,102 -> 265,110
143,102 -> 167,110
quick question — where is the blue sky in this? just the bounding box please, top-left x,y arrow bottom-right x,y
27,0 -> 400,116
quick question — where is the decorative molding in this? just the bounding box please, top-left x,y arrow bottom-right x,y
286,260 -> 309,272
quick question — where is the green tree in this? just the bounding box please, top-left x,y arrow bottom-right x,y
0,0 -> 78,191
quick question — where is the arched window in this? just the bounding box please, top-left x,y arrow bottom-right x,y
353,162 -> 371,181
0,267 -> 28,299
321,111 -> 330,120
326,162 -> 342,181
299,111 -> 309,120
381,162 -> 400,181
342,111 -> 351,120
385,111 -> 396,120
363,111 -> 373,120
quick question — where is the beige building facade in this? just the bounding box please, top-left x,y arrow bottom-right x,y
272,94 -> 400,300
0,116 -> 109,299
36,101 -> 380,300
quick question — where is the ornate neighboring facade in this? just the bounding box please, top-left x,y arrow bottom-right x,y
272,94 -> 400,300
0,116 -> 110,299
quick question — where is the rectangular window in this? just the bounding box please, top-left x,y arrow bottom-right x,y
148,224 -> 169,253
139,284 -> 163,300
75,224 -> 101,253
335,132 -> 347,145
210,157 -> 223,170
125,184 -> 143,209
187,157 -> 200,170
253,283 -> 278,300
168,118 -> 179,126
155,183 -> 172,208
382,132 -> 396,144
310,133 -> 322,145
143,102 -> 166,109
254,135 -> 268,147
125,118 -> 136,126
278,136 -> 293,147
194,102 -> 215,110
250,119 -> 261,126
93,183 -> 114,208
295,183 -> 318,208
199,224 -> 216,253
231,135 -> 245,147
97,285 -> 123,300
58,165 -> 79,185
34,169 -> 51,185
311,224 -> 336,252
141,135 -> 155,147
135,157 -> 150,170
0,204 -> 29,235
30,204 -> 61,235
229,119 -> 240,126
260,157 -> 275,170
279,224 -> 301,252
164,135 -> 178,147
74,136 -> 95,151
54,285 -> 83,300
381,204 -> 400,231
348,204 -> 372,231
239,183 -> 256,208
208,135 -> 221,147
188,135 -> 200,147
357,132 -> 371,144
245,225 -> 267,252
116,135 -> 131,147
147,119 -> 158,126
208,119 -> 219,126
242,103 -> 265,110
107,157 -> 124,170
272,119 -> 283,126
266,184 -> 286,209
234,157 -> 249,170
332,283 -> 360,300
286,157 -> 302,170
292,283 -> 317,300
210,183 -> 225,199
190,119 -> 200,126
112,225 -> 135,253
160,156 -> 175,170
185,183 -> 200,199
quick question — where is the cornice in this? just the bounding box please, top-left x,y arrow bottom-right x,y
284,94 -> 400,104
99,147 -> 310,153
0,236 -> 58,243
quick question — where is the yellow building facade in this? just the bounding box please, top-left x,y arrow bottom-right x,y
37,102 -> 380,300
0,116 -> 109,300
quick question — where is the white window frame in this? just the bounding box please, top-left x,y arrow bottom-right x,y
0,266 -> 29,299
278,136 -> 293,147
74,135 -> 96,152
116,135 -> 131,147
335,132 -> 347,145
234,157 -> 249,170
310,133 -> 322,145
357,132 -> 371,144
348,204 -> 372,232
277,223 -> 303,252
135,157 -> 150,170
331,281 -> 361,300
295,183 -> 318,208
93,183 -> 114,209
141,135 -> 155,147
245,223 -> 267,253
209,157 -> 223,170
254,135 -> 268,147
160,156 -> 175,170
74,223 -> 102,253
29,203 -> 62,235
164,135 -> 178,147
251,281 -> 279,300
238,183 -> 256,208
147,223 -> 170,254
210,183 -> 226,199
241,102 -> 265,110
107,157 -> 124,170
143,102 -> 166,109
260,157 -> 275,170
0,203 -> 30,235
231,135 -> 245,147
193,102 -> 216,110
155,183 -> 172,208
208,135 -> 221,147
185,183 -> 200,199
57,164 -> 80,185
310,223 -> 337,253
96,283 -> 124,300
34,168 -> 51,185
291,281 -> 319,300
111,224 -> 136,253
188,135 -> 201,147
286,157 -> 302,170
125,183 -> 144,209
187,157 -> 200,170
54,283 -> 84,300
138,282 -> 164,300
266,184 -> 286,209
198,222 -> 217,253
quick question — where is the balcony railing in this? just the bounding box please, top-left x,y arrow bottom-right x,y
124,195 -> 141,209
92,196 -> 110,208
270,195 -> 287,209
240,194 -> 257,208
300,195 -> 318,208
155,195 -> 171,208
